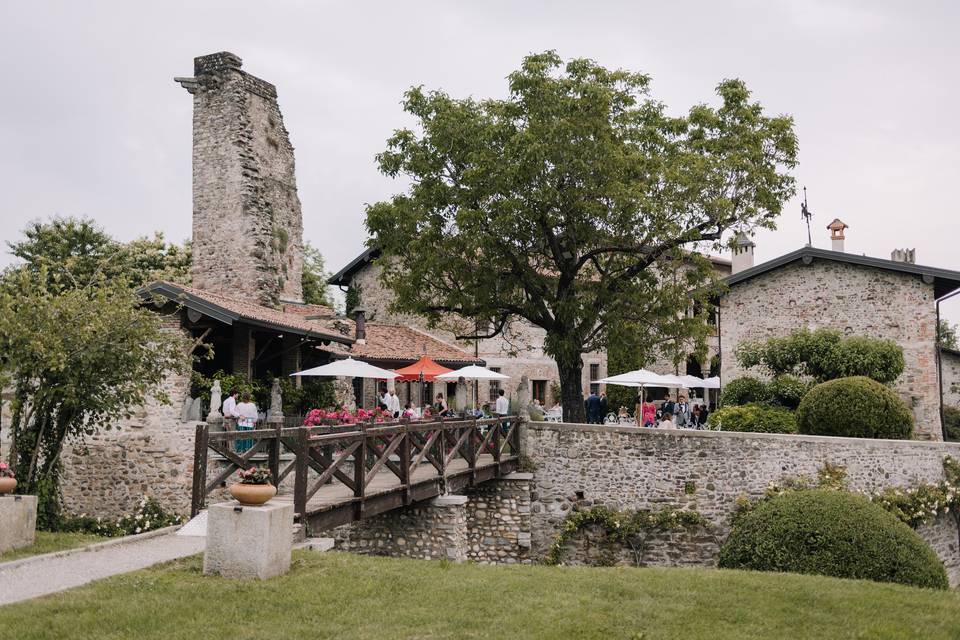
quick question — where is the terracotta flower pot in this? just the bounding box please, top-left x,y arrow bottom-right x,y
229,482 -> 277,506
0,477 -> 17,495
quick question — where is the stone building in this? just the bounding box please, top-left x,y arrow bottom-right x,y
941,347 -> 960,412
329,249 -> 732,408
718,224 -> 960,441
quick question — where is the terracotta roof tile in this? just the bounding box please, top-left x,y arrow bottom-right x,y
319,322 -> 481,365
143,281 -> 353,343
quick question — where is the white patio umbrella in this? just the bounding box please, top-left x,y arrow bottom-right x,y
435,365 -> 510,411
679,375 -> 710,388
702,376 -> 722,390
599,369 -> 683,388
290,357 -> 398,379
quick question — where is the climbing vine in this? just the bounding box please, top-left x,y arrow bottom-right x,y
545,505 -> 711,566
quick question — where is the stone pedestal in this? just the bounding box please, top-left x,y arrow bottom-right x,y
0,495 -> 37,555
203,501 -> 293,579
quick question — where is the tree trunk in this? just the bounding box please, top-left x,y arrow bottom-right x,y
558,359 -> 586,423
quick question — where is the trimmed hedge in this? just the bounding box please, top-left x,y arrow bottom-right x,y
707,403 -> 797,434
718,490 -> 948,589
719,376 -> 769,407
767,375 -> 810,410
796,376 -> 913,439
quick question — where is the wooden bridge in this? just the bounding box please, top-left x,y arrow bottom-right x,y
191,416 -> 522,532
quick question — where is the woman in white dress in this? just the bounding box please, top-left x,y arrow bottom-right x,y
235,393 -> 259,453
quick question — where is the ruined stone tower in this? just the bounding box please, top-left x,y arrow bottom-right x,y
176,52 -> 303,306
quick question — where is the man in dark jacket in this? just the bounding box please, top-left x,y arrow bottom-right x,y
599,393 -> 609,422
585,391 -> 602,424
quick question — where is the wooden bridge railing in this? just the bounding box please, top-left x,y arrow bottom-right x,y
191,415 -> 523,524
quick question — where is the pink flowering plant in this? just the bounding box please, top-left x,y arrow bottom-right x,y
0,461 -> 13,479
303,407 -> 393,426
237,466 -> 272,485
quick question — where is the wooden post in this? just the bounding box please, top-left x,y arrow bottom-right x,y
437,415 -> 446,478
399,418 -> 411,504
493,418 -> 502,472
354,425 -> 367,501
293,427 -> 309,520
467,417 -> 477,483
268,422 -> 281,487
191,422 -> 209,517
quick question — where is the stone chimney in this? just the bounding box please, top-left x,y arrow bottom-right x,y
176,52 -> 304,308
891,248 -> 916,264
731,231 -> 756,274
827,218 -> 848,253
353,307 -> 367,344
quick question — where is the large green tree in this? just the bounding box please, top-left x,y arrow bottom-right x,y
0,268 -> 187,526
366,52 -> 797,421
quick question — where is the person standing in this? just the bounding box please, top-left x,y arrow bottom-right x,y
634,391 -> 644,425
222,388 -> 239,422
599,392 -> 609,423
388,389 -> 401,419
642,400 -> 657,428
234,393 -> 259,453
585,390 -> 601,424
676,395 -> 691,428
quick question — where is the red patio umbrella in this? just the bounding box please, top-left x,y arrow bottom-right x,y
393,357 -> 454,411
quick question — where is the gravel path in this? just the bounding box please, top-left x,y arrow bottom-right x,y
0,532 -> 204,606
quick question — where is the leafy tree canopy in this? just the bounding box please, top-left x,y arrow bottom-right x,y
939,319 -> 958,351
366,51 -> 798,420
8,216 -> 190,291
0,267 -> 188,526
736,327 -> 905,384
301,241 -> 333,308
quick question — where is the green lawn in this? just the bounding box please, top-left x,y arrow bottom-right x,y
0,551 -> 958,639
0,531 -> 103,562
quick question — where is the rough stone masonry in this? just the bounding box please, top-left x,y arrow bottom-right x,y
177,52 -> 304,307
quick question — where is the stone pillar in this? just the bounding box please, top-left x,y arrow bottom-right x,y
336,495 -> 469,562
232,324 -> 253,379
0,495 -> 37,555
204,501 -> 293,579
464,473 -> 532,564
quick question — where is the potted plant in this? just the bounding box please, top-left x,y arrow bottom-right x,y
0,461 -> 16,495
229,466 -> 276,506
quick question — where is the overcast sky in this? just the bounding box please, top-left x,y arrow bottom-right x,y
2,1 -> 959,320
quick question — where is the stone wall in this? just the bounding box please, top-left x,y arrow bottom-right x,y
59,312 -> 197,520
720,259 -> 942,440
182,51 -> 303,307
525,422 -> 960,586
941,349 -> 960,410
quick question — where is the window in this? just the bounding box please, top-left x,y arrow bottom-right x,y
589,364 -> 600,396
532,380 -> 547,404
488,367 -> 502,402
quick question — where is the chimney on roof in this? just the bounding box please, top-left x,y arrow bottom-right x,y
891,248 -> 916,264
827,219 -> 848,253
731,231 -> 756,274
353,307 -> 367,344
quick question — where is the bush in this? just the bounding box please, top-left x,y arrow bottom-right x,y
707,403 -> 796,434
56,497 -> 183,537
944,406 -> 960,442
796,376 -> 913,439
719,376 -> 769,406
718,490 -> 948,589
767,374 -> 810,410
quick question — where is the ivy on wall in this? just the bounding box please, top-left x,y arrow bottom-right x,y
545,505 -> 712,566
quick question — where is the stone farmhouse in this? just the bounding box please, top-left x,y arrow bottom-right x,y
718,224 -> 960,441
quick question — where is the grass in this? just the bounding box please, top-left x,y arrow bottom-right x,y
0,551 -> 958,639
0,531 -> 103,562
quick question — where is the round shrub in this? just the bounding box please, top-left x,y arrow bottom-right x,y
767,374 -> 810,410
707,403 -> 796,434
719,376 -> 769,407
796,376 -> 913,439
718,490 -> 948,589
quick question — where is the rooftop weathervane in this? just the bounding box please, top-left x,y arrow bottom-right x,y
801,186 -> 813,247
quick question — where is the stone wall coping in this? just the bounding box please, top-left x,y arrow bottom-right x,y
430,495 -> 469,507
501,473 -> 535,481
0,524 -> 182,573
527,421 -> 960,452
210,501 -> 292,514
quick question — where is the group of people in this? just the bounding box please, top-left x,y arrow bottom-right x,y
221,388 -> 260,452
583,390 -> 610,424
630,394 -> 711,429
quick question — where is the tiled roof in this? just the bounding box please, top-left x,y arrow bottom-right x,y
142,281 -> 353,343
318,322 -> 482,366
